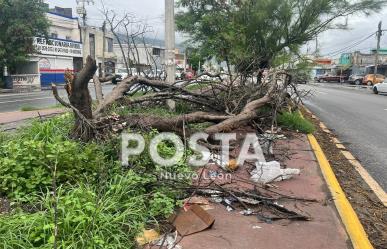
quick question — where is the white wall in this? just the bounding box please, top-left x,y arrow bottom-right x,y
47,13 -> 81,42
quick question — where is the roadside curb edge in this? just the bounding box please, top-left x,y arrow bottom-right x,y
307,134 -> 374,249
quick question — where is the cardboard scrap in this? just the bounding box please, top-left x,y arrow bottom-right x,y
172,205 -> 215,236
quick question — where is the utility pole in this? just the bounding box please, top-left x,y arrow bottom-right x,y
76,0 -> 94,26
102,21 -> 106,77
374,21 -> 382,82
165,0 -> 175,84
76,0 -> 94,63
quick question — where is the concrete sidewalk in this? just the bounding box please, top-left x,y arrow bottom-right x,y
0,108 -> 65,125
171,134 -> 350,249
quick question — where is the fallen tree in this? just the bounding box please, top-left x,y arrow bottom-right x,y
52,56 -> 297,142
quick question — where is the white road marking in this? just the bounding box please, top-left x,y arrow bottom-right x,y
384,109 -> 387,111
317,91 -> 328,95
0,96 -> 56,104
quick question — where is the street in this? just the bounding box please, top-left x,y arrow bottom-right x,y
302,83 -> 387,191
0,84 -> 115,113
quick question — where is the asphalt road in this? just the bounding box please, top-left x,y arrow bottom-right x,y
302,83 -> 387,191
0,84 -> 115,113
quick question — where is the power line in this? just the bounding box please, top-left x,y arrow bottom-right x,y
321,32 -> 376,57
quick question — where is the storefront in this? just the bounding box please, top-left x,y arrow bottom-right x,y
34,37 -> 83,87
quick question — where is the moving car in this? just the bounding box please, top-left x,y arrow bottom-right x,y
348,74 -> 365,85
372,79 -> 387,94
363,74 -> 385,85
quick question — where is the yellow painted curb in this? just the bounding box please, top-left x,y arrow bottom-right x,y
308,134 -> 374,249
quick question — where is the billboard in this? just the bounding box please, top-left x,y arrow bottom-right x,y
33,37 -> 83,57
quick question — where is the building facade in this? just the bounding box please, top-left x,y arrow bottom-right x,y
339,50 -> 387,75
114,43 -> 166,73
12,7 -> 83,89
11,6 -> 117,90
82,26 -> 117,76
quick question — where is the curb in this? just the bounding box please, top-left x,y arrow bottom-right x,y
307,134 -> 374,249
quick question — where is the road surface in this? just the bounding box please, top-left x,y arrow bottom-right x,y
302,83 -> 387,191
0,84 -> 115,113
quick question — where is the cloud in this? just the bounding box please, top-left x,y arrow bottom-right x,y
46,0 -> 166,39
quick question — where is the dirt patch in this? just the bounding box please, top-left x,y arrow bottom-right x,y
0,198 -> 10,214
303,110 -> 387,249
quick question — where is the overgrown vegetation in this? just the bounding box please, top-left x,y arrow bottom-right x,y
277,112 -> 315,134
0,111 -> 191,248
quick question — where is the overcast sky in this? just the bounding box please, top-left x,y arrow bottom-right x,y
46,0 -> 387,58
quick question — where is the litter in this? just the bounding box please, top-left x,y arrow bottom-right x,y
252,225 -> 262,229
172,204 -> 215,236
240,209 -> 253,216
226,206 -> 234,212
184,196 -> 213,210
155,231 -> 182,249
211,195 -> 223,203
136,229 -> 160,246
206,152 -> 240,171
250,161 -> 300,184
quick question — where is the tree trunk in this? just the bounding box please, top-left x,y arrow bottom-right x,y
68,56 -> 97,141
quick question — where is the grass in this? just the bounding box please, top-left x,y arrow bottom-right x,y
20,106 -> 41,111
20,104 -> 64,112
277,111 -> 315,134
0,114 -> 190,248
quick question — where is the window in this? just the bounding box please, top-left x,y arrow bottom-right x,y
152,48 -> 161,56
89,34 -> 95,59
51,33 -> 58,39
107,38 -> 113,52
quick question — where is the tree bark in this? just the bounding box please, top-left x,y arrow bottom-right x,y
68,56 -> 97,141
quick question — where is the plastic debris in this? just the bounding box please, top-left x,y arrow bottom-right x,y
211,195 -> 223,203
205,152 -> 240,171
250,161 -> 300,184
252,225 -> 262,229
155,231 -> 182,249
226,206 -> 234,212
136,229 -> 160,246
240,209 -> 253,216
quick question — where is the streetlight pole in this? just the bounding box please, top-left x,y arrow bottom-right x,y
165,0 -> 175,84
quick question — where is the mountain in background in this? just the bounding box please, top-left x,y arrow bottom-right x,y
114,33 -> 185,51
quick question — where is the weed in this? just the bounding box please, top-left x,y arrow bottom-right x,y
277,111 -> 315,134
20,106 -> 40,111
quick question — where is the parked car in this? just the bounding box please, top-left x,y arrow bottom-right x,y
115,68 -> 129,82
363,74 -> 385,85
372,79 -> 387,94
315,74 -> 347,83
348,74 -> 365,85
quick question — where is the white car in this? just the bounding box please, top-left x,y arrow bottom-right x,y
373,79 -> 387,94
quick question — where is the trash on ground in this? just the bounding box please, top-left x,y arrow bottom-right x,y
136,229 -> 160,246
184,196 -> 213,210
250,161 -> 300,184
155,231 -> 182,249
240,209 -> 253,216
172,204 -> 215,236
